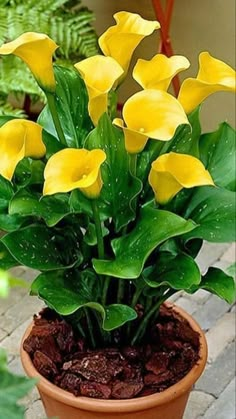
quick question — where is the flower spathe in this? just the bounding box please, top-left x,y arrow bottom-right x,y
0,32 -> 58,92
74,56 -> 124,126
43,148 -> 106,199
0,119 -> 45,181
178,52 -> 236,114
99,11 -> 160,74
113,89 -> 189,154
133,54 -> 190,91
149,152 -> 215,205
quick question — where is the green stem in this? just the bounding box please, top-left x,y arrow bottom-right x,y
46,92 -> 67,146
117,280 -> 125,303
84,308 -> 96,348
131,290 -> 174,346
127,287 -> 143,338
101,276 -> 110,306
129,153 -> 137,177
91,200 -> 104,259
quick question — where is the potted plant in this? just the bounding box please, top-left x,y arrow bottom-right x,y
0,10 -> 235,419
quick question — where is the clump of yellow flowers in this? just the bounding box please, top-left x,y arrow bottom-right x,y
0,11 -> 235,346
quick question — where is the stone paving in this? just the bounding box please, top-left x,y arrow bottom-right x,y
0,242 -> 235,419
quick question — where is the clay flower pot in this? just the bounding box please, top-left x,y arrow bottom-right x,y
20,304 -> 207,419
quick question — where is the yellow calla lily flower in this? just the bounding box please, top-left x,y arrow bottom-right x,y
99,11 -> 160,74
113,89 -> 189,154
74,56 -> 124,126
0,119 -> 45,181
178,52 -> 236,114
149,152 -> 215,205
0,32 -> 58,92
133,54 -> 190,91
43,148 -> 106,199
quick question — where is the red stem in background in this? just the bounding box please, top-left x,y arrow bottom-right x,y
152,0 -> 180,96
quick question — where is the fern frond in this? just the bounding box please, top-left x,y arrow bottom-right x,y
0,0 -> 98,105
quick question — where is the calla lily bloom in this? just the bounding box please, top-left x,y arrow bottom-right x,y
74,56 -> 124,125
0,32 -> 58,92
133,54 -> 190,91
43,148 -> 106,199
99,11 -> 160,74
0,119 -> 45,181
113,89 -> 189,154
178,52 -> 236,114
149,152 -> 215,205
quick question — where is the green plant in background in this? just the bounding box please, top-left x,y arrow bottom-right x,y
0,11 -> 235,348
0,270 -> 35,419
0,0 -> 98,117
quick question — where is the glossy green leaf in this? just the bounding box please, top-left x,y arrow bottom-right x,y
42,129 -> 65,158
38,66 -> 93,147
31,271 -> 137,330
85,114 -> 142,231
9,190 -> 71,227
2,225 -> 83,270
192,267 -> 235,304
184,186 -> 235,242
0,214 -> 26,232
93,207 -> 196,279
0,175 -> 14,202
199,122 -> 236,191
0,242 -> 18,270
143,252 -> 201,290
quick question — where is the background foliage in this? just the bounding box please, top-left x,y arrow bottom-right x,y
0,0 -> 98,116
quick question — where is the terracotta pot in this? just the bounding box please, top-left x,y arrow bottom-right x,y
20,303 -> 207,419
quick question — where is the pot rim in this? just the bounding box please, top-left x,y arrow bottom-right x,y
20,302 -> 207,413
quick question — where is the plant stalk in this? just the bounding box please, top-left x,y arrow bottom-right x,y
91,200 -> 104,259
46,92 -> 67,146
84,308 -> 96,348
131,289 -> 174,345
129,153 -> 137,177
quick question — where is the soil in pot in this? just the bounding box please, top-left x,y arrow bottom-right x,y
23,305 -> 200,400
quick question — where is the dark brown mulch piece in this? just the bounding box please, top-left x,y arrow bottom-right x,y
33,351 -> 58,378
111,380 -> 144,399
145,352 -> 169,375
57,373 -> 82,396
24,306 -> 200,400
80,382 -> 112,399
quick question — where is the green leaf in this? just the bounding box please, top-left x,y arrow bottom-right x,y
38,66 -> 93,148
0,214 -> 26,232
197,267 -> 235,304
0,368 -> 36,419
2,225 -> 83,270
184,186 -> 235,242
0,175 -> 14,201
85,114 -> 142,231
31,271 -> 137,330
199,122 -> 236,191
9,190 -> 71,227
143,252 -> 201,290
160,107 -> 201,157
0,242 -> 18,270
93,207 -> 196,279
42,129 -> 65,159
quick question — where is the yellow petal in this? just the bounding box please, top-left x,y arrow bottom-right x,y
178,52 -> 236,114
113,118 -> 148,154
99,11 -> 160,74
43,148 -> 106,199
149,152 -> 215,204
0,119 -> 45,181
0,33 -> 58,92
133,54 -> 190,91
75,55 -> 124,125
114,89 -> 189,153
